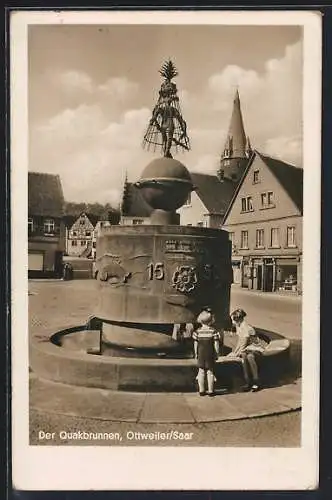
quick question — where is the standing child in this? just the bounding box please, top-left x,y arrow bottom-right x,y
193,309 -> 220,397
229,308 -> 268,392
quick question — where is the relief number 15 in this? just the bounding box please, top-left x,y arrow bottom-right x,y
148,262 -> 165,280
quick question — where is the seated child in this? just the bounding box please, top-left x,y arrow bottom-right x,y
192,309 -> 220,397
229,308 -> 268,392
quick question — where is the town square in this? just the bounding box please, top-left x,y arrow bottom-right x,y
29,276 -> 301,447
26,22 -> 304,448
9,10 -> 322,491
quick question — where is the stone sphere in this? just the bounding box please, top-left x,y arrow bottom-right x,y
137,157 -> 194,211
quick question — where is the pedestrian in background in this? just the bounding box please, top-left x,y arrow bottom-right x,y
193,309 -> 220,397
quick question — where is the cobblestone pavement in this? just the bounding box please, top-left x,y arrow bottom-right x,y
29,279 -> 302,339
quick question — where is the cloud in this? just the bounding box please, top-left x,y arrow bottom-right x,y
55,70 -> 94,93
30,41 -> 303,204
30,105 -> 153,204
190,154 -> 220,174
187,41 -> 303,165
264,135 -> 302,165
37,104 -> 106,141
49,69 -> 139,105
98,77 -> 139,100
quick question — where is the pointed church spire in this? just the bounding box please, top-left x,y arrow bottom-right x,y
224,88 -> 247,158
218,89 -> 252,182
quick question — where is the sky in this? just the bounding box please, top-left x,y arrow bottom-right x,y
28,24 -> 303,206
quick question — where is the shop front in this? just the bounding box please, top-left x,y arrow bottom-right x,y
240,256 -> 301,294
275,257 -> 301,293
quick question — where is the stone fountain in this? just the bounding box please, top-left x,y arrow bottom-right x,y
30,61 -> 290,393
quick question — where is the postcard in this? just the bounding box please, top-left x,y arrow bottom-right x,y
11,9 -> 321,491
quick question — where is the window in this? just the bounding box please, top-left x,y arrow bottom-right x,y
261,191 -> 274,208
241,196 -> 253,212
73,231 -> 77,237
240,230 -> 249,249
256,229 -> 265,248
81,240 -> 86,246
228,232 -> 235,252
86,231 -> 91,237
132,219 -> 143,225
44,218 -> 55,234
184,192 -> 192,206
197,221 -> 204,227
223,160 -> 230,166
80,219 -> 85,225
253,170 -> 260,184
72,240 -> 77,246
270,228 -> 280,248
28,217 -> 34,234
286,226 -> 296,247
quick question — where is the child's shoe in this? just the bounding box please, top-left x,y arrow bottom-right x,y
242,385 -> 251,392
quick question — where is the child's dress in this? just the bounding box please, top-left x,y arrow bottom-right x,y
193,325 -> 220,370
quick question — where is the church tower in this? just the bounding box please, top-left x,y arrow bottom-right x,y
218,89 -> 252,182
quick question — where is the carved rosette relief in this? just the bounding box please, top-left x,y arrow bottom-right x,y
171,265 -> 198,293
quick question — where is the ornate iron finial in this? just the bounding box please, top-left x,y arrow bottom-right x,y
142,60 -> 190,158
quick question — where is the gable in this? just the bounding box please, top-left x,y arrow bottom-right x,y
71,213 -> 95,231
224,154 -> 302,226
190,173 -> 237,214
177,190 -> 208,226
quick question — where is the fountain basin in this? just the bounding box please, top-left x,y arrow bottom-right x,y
30,324 -> 290,392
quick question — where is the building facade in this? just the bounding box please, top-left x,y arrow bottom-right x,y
66,213 -> 96,257
177,173 -> 236,229
223,152 -> 303,294
28,172 -> 65,278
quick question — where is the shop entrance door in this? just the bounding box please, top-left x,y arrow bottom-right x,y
264,264 -> 274,292
256,265 -> 263,290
